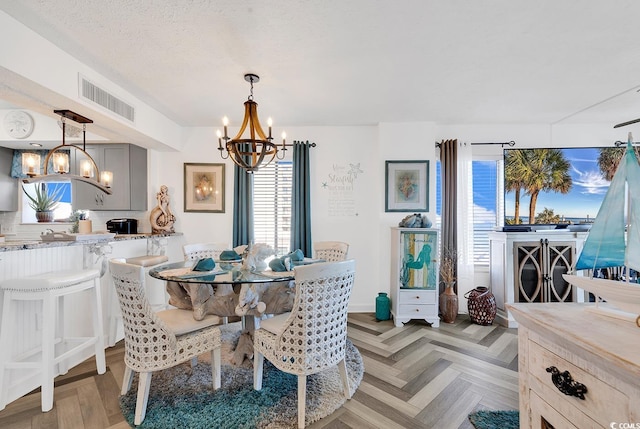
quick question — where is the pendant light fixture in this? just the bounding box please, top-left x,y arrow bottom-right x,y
217,74 -> 287,173
22,110 -> 113,194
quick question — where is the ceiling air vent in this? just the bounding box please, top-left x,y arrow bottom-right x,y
79,75 -> 135,123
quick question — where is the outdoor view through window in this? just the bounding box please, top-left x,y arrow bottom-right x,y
503,147 -> 629,225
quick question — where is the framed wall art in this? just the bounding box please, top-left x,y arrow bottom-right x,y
385,160 -> 429,212
184,163 -> 225,213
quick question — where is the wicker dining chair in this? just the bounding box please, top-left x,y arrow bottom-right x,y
183,242 -> 230,261
181,242 -> 233,322
109,260 -> 222,425
313,241 -> 349,262
253,259 -> 356,428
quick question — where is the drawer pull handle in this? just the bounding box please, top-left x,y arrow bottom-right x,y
546,366 -> 587,400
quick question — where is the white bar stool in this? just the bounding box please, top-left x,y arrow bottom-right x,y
0,268 -> 106,412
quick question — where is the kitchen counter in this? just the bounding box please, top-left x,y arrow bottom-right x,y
0,232 -> 183,252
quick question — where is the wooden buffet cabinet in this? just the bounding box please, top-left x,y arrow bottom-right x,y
509,303 -> 640,428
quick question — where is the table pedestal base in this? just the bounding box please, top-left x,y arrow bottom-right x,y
165,280 -> 295,365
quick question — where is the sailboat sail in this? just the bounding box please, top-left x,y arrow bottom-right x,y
575,137 -> 640,272
563,133 -> 640,323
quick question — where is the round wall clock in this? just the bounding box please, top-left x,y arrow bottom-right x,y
3,110 -> 35,139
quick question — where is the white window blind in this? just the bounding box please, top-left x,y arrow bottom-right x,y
253,161 -> 293,255
436,158 -> 503,266
472,160 -> 502,265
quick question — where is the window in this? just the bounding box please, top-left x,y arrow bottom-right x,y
21,182 -> 73,223
436,157 -> 503,265
472,159 -> 503,265
253,161 -> 293,255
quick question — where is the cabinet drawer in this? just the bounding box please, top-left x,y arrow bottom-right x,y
529,390 -> 599,429
399,290 -> 435,304
529,340 -> 628,426
399,303 -> 436,317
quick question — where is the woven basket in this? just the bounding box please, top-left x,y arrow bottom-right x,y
465,286 -> 497,325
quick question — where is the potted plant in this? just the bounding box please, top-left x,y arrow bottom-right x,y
22,183 -> 63,223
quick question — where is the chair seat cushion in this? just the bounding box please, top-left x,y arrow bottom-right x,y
156,309 -> 221,335
0,269 -> 101,291
259,312 -> 291,335
125,255 -> 169,267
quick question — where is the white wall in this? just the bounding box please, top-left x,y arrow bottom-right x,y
148,122 -> 440,312
152,125 -> 390,311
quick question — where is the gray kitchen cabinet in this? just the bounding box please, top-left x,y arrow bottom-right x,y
73,144 -> 147,211
0,147 -> 18,211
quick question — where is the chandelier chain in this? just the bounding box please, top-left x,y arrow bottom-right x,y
248,75 -> 255,101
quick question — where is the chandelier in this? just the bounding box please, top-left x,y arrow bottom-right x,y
217,74 -> 286,173
22,110 -> 113,194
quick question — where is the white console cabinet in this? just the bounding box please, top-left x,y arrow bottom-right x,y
390,227 -> 440,327
489,231 -> 588,327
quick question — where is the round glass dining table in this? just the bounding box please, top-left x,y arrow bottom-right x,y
150,259 -> 293,283
150,260 -> 295,365
149,260 -> 295,319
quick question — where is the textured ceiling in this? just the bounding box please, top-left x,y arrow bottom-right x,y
3,0 -> 640,129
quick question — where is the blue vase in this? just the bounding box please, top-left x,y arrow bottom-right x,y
376,292 -> 390,321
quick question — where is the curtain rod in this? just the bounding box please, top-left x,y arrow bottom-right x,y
435,140 -> 516,148
287,141 -> 316,148
614,140 -> 640,147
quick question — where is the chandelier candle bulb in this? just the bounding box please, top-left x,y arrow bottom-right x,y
282,132 -> 286,145
216,130 -> 223,149
223,116 -> 228,138
22,152 -> 40,177
267,117 -> 273,139
80,160 -> 93,178
101,171 -> 113,188
53,152 -> 69,173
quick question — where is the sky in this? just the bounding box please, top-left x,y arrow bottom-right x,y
503,147 -> 609,222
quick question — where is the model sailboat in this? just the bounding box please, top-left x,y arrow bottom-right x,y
563,132 -> 640,324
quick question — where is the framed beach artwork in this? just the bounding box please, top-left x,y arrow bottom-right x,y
385,160 -> 429,212
184,163 -> 225,213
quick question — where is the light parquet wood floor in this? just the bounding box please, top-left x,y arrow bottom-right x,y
0,314 -> 519,429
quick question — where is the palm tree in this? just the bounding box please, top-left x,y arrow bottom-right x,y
536,207 -> 562,224
505,150 -> 529,224
597,147 -> 626,181
523,149 -> 572,224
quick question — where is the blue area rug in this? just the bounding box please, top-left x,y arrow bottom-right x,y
468,410 -> 519,429
119,324 -> 364,428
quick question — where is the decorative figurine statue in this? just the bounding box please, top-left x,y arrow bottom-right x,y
150,185 -> 176,234
242,243 -> 275,272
